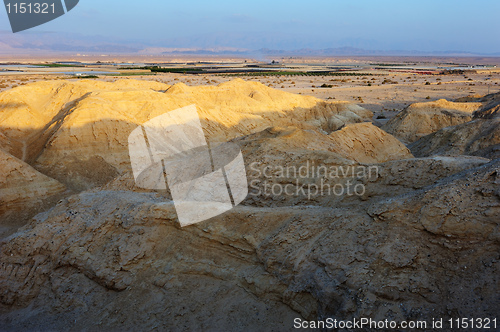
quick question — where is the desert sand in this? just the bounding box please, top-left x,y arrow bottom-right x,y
0,68 -> 499,330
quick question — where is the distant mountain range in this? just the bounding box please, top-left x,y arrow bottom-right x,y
0,33 -> 498,57
255,47 -> 500,57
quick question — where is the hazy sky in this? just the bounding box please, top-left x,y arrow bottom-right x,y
1,0 -> 500,53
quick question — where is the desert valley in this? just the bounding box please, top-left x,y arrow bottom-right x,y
0,56 -> 499,330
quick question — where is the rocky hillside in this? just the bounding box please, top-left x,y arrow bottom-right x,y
0,80 -> 498,331
409,92 -> 500,159
382,99 -> 482,144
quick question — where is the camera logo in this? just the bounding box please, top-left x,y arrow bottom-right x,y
4,0 -> 79,33
128,105 -> 248,227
